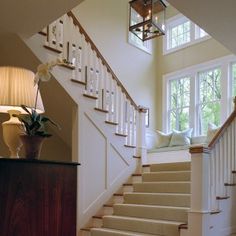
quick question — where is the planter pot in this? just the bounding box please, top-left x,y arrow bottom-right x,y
20,135 -> 46,159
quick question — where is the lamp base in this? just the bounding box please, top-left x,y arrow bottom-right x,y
2,110 -> 24,158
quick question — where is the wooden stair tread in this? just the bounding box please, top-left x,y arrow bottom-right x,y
132,173 -> 142,177
59,63 -> 75,70
124,144 -> 136,148
210,210 -> 221,214
83,94 -> 98,100
80,228 -> 91,232
38,31 -> 47,36
123,183 -> 133,186
103,204 -> 114,207
224,183 -> 236,186
142,164 -> 151,167
95,108 -> 109,113
115,133 -> 127,137
71,79 -> 86,86
92,215 -> 103,219
105,121 -> 118,125
216,196 -> 230,200
43,45 -> 62,53
179,223 -> 188,230
113,193 -> 124,196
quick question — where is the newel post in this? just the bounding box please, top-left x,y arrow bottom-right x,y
188,146 -> 212,236
136,106 -> 147,164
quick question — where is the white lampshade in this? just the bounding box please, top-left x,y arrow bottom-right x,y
0,66 -> 44,113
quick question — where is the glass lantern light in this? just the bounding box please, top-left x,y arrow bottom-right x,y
129,0 -> 166,41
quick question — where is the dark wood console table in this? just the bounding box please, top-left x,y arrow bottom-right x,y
0,158 -> 80,236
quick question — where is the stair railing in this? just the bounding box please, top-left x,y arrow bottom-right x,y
39,11 -> 147,159
189,98 -> 236,236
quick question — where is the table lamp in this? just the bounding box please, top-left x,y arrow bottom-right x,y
0,66 -> 44,158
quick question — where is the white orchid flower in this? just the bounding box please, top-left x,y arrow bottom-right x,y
34,59 -> 63,86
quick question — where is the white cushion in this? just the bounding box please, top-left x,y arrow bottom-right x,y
156,130 -> 172,148
206,123 -> 220,143
169,128 -> 193,147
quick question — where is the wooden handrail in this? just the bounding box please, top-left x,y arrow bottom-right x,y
67,11 -> 139,110
208,110 -> 236,149
208,97 -> 236,149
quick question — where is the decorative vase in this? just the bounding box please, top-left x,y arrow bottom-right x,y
20,135 -> 45,159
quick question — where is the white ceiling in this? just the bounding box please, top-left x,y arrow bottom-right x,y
0,0 -> 84,37
167,0 -> 236,55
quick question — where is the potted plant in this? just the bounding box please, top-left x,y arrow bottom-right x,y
14,105 -> 60,159
14,59 -> 63,159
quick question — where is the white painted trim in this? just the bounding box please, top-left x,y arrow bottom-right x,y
162,54 -> 236,133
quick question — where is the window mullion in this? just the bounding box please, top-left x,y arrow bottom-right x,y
190,21 -> 195,42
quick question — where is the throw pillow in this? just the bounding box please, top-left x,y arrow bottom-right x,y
156,130 -> 172,148
206,123 -> 220,143
169,128 -> 193,147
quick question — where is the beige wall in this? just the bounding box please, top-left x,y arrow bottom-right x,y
0,34 -> 72,161
73,0 -> 158,129
155,6 -> 231,129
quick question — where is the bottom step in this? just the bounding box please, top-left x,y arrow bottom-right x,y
91,228 -> 159,236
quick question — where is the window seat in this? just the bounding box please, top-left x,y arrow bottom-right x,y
145,130 -> 206,164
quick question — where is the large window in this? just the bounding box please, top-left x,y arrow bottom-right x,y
163,55 -> 236,136
164,14 -> 209,54
169,77 -> 190,131
198,68 -> 221,134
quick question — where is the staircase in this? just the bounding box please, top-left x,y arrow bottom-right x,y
23,11 -> 148,229
80,162 -> 190,236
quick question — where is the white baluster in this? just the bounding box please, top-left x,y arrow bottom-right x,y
126,101 -> 131,145
97,60 -> 104,109
107,73 -> 113,119
123,95 -> 127,135
131,106 -> 136,146
103,68 -> 108,111
117,86 -> 123,134
113,82 -> 118,124
48,22 -> 55,48
62,15 -> 69,60
55,19 -> 61,50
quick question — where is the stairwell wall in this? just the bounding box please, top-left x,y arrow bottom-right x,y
72,0 -> 158,130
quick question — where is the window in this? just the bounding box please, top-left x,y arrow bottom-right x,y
128,7 -> 152,54
198,68 -> 221,134
168,20 -> 190,50
232,63 -> 236,97
169,77 -> 190,131
163,55 -> 236,136
164,14 -> 209,54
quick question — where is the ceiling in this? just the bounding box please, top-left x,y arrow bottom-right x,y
167,0 -> 236,55
0,0 -> 84,37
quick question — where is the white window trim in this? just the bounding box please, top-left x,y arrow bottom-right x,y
162,54 -> 236,135
163,14 -> 211,55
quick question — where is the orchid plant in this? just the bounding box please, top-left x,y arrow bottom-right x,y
14,59 -> 63,137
